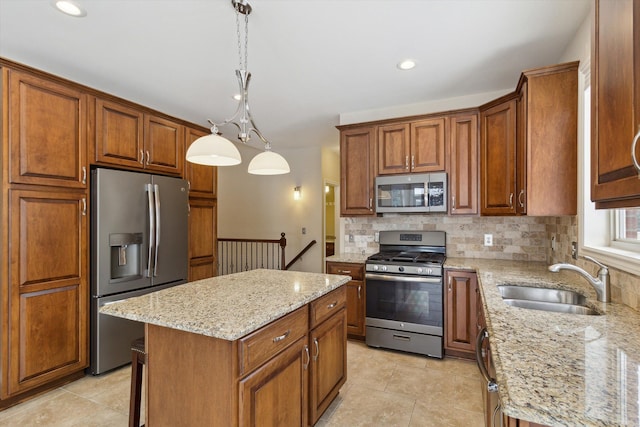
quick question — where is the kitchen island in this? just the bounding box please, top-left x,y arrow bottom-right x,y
446,258 -> 640,427
100,269 -> 351,427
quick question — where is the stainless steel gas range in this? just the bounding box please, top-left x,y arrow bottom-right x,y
365,230 -> 446,358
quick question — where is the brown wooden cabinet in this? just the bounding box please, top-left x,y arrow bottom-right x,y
377,118 -> 446,175
339,127 -> 376,215
6,68 -> 87,189
444,269 -> 478,359
326,262 -> 365,338
309,307 -> 347,424
93,97 -> 184,175
480,96 -> 518,216
515,62 -> 578,215
6,189 -> 88,397
188,198 -> 217,281
448,112 -> 479,215
591,0 -> 640,208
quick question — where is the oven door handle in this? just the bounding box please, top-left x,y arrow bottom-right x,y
365,273 -> 442,284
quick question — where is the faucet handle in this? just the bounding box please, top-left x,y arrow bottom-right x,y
582,255 -> 608,271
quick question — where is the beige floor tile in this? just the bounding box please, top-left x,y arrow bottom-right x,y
410,398 -> 484,427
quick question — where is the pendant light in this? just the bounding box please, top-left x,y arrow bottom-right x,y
186,0 -> 290,175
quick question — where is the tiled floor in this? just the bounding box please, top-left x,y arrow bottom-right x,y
0,341 -> 484,426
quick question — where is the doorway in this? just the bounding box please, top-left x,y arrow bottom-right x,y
323,181 -> 339,260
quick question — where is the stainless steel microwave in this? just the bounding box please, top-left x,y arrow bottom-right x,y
375,172 -> 447,213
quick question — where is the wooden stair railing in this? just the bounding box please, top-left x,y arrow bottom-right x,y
285,240 -> 317,270
217,233 -> 286,275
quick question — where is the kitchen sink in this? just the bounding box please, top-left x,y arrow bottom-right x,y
498,285 -> 600,316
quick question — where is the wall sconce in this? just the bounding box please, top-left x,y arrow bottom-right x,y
293,186 -> 302,200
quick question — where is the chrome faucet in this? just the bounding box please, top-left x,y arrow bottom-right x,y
548,256 -> 610,303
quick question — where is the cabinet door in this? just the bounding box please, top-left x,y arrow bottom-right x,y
144,114 -> 184,175
309,308 -> 347,424
239,337 -> 309,427
94,98 -> 145,168
411,117 -> 446,173
7,69 -> 87,188
445,270 -> 478,357
345,281 -> 365,337
340,127 -> 376,215
185,127 -> 217,198
188,198 -> 217,281
377,123 -> 410,175
449,113 -> 479,215
7,189 -> 88,396
591,0 -> 640,207
480,99 -> 517,215
516,84 -> 528,215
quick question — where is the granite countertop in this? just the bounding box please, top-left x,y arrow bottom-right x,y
446,258 -> 640,426
99,269 -> 351,341
326,253 -> 369,264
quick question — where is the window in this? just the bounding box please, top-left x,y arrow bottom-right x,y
580,72 -> 640,275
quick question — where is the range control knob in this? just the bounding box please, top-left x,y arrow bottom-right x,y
381,265 -> 387,272
417,268 -> 423,274
373,265 -> 379,271
398,266 -> 404,272
427,268 -> 433,275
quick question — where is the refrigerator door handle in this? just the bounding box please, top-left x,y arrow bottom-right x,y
146,183 -> 155,278
153,184 -> 161,277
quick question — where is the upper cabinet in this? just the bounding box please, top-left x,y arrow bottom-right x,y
480,97 -> 518,216
449,112 -> 479,215
7,69 -> 87,188
185,127 -> 217,199
339,126 -> 376,216
377,118 -> 446,175
93,97 -> 184,176
591,0 -> 640,208
480,62 -> 578,216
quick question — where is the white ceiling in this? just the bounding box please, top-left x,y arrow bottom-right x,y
0,0 -> 591,152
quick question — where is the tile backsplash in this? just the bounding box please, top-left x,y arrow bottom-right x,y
342,214 -> 640,311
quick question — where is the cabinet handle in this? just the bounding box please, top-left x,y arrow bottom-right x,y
81,166 -> 87,185
139,150 -> 144,165
145,150 -> 150,165
81,198 -> 87,216
451,195 -> 456,211
313,338 -> 319,361
518,189 -> 525,208
358,285 -> 361,299
405,156 -> 409,170
509,193 -> 514,209
187,180 -> 191,190
632,127 -> 640,173
303,345 -> 310,369
272,330 -> 290,343
411,155 -> 415,170
448,276 -> 452,291
327,301 -> 338,310
337,270 -> 351,274
369,198 -> 373,211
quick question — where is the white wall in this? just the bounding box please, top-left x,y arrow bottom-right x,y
218,143 -> 325,273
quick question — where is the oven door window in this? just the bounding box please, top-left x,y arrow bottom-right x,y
366,275 -> 443,327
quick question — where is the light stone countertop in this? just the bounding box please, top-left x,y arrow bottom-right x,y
99,269 -> 350,341
446,258 -> 640,427
325,253 -> 369,264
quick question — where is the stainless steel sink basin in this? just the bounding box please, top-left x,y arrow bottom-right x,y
498,285 -> 600,315
498,285 -> 587,305
502,298 -> 600,315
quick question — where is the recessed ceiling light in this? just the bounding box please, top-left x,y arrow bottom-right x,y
397,59 -> 416,70
52,0 -> 87,17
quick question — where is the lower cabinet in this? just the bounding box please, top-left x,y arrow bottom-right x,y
146,286 -> 347,426
326,261 -> 365,339
444,269 -> 478,359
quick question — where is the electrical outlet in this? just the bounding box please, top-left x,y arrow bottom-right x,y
484,234 -> 493,246
571,241 -> 577,259
374,232 -> 380,243
349,234 -> 354,243
301,227 -> 306,235
551,235 -> 556,251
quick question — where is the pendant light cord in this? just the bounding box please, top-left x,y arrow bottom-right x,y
236,7 -> 249,71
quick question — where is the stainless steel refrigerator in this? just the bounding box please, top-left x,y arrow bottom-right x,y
90,168 -> 188,375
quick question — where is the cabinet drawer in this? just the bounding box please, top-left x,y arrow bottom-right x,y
310,287 -> 346,328
239,305 -> 308,376
327,263 -> 363,280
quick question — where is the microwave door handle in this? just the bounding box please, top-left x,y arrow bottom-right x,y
146,183 -> 155,278
153,184 -> 161,277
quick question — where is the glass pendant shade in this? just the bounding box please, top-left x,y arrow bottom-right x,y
186,133 -> 242,166
247,151 -> 290,175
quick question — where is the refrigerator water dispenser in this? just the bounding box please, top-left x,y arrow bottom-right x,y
109,233 -> 143,280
